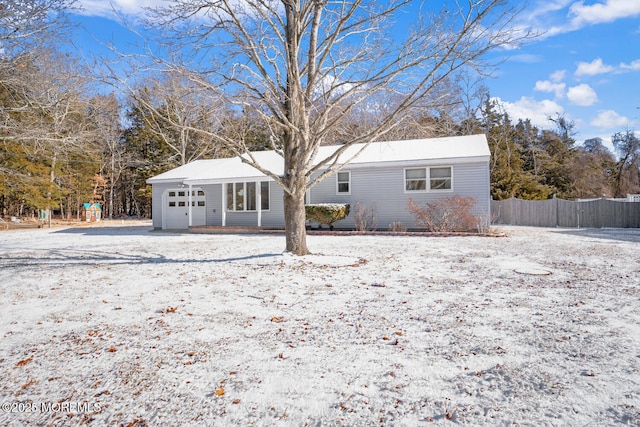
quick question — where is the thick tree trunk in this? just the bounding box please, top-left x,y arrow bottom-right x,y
283,187 -> 309,256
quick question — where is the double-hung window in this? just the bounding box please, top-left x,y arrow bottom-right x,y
405,168 -> 427,191
336,171 -> 351,195
429,167 -> 452,190
226,182 -> 270,211
405,167 -> 452,192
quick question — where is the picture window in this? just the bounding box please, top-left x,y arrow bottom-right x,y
226,182 -> 270,211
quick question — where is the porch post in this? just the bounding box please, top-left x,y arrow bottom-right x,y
256,181 -> 262,227
188,183 -> 193,227
221,183 -> 226,226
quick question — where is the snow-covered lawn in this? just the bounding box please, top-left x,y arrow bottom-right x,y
0,224 -> 639,426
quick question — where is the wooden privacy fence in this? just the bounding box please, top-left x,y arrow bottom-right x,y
491,197 -> 640,228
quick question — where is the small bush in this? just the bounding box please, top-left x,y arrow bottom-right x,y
408,196 -> 479,232
388,221 -> 407,232
305,203 -> 350,230
354,202 -> 378,231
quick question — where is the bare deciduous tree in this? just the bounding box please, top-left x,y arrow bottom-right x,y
91,93 -> 126,220
1,0 -> 78,133
138,0 -> 532,254
1,48 -> 102,215
0,0 -> 76,58
0,1 -> 92,218
129,74 -> 229,166
612,130 -> 640,197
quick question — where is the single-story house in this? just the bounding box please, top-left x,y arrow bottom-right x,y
146,134 -> 491,230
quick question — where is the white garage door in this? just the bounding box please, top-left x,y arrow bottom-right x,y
164,189 -> 206,230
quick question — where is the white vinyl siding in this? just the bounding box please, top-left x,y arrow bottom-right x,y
309,162 -> 488,229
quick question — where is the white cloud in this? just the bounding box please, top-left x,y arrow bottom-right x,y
550,69 -> 566,82
526,1 -> 640,38
569,0 -> 640,26
620,59 -> 640,71
492,96 -> 564,128
575,58 -> 615,76
535,80 -> 566,98
508,54 -> 544,64
590,110 -> 631,129
529,0 -> 576,19
77,0 -> 165,17
567,83 -> 598,106
574,57 -> 640,77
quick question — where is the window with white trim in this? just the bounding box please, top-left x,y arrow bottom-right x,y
337,171 -> 351,194
429,167 -> 452,190
405,168 -> 427,191
405,167 -> 452,192
226,182 -> 270,211
260,182 -> 270,210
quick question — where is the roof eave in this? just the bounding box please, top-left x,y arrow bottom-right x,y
338,155 -> 490,169
146,177 -> 189,185
183,176 -> 278,185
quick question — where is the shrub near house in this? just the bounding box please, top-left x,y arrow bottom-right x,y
305,204 -> 350,230
408,196 -> 480,232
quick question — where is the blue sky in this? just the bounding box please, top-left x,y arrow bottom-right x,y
72,0 -> 640,151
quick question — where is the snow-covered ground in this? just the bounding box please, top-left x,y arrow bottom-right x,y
0,223 -> 638,426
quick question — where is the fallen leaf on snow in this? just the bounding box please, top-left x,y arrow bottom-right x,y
123,418 -> 148,427
15,357 -> 33,367
214,387 -> 225,396
21,379 -> 36,389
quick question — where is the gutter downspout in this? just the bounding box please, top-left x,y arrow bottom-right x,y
221,184 -> 226,227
